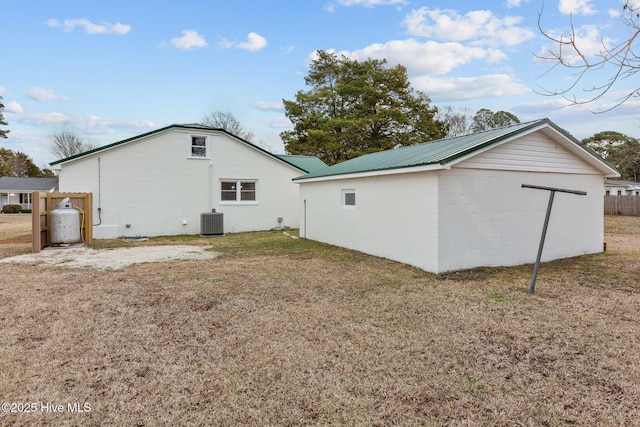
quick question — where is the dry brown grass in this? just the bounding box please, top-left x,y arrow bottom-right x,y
1,216 -> 639,426
0,214 -> 32,259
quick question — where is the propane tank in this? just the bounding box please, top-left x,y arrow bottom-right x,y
50,198 -> 81,244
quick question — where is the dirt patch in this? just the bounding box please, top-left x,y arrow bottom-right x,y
0,245 -> 220,270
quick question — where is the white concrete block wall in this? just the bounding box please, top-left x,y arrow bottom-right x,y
59,128 -> 303,237
437,168 -> 604,272
299,173 -> 440,272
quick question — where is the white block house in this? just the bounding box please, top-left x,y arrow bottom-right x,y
294,119 -> 619,274
51,124 -> 326,238
0,177 -> 58,211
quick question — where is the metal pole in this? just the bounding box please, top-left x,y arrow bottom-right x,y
522,184 -> 586,294
529,190 -> 555,294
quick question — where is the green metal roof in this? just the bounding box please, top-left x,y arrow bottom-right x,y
49,124 -> 324,173
294,118 -> 618,181
275,155 -> 328,173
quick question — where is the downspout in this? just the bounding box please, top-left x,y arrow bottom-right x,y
93,156 -> 102,226
209,161 -> 214,211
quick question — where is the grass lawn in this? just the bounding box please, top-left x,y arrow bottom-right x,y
0,215 -> 639,425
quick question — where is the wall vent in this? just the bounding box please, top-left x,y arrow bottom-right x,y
201,210 -> 224,236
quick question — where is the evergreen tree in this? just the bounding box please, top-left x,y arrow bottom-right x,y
281,50 -> 447,165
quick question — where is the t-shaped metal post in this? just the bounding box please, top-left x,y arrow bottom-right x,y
522,184 -> 587,294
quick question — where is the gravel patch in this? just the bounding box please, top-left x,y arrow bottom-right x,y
0,245 -> 220,270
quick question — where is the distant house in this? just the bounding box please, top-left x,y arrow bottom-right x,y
604,179 -> 640,196
50,124 -> 326,238
295,118 -> 619,274
0,176 -> 58,211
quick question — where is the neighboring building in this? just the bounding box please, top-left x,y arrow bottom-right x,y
0,176 -> 58,211
604,178 -> 640,196
295,118 -> 619,274
51,124 -> 326,238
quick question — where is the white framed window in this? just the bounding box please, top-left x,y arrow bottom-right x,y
342,189 -> 356,208
190,136 -> 208,158
220,180 -> 257,203
19,193 -> 32,204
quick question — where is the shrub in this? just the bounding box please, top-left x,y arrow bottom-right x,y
1,204 -> 22,213
20,209 -> 32,213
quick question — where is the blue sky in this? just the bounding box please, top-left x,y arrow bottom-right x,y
2,0 -> 639,169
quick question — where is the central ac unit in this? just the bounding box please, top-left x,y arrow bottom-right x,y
201,210 -> 224,236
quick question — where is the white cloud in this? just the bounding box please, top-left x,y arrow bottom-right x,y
237,32 -> 267,52
403,8 -> 535,47
0,86 -> 6,95
336,39 -> 494,76
411,74 -> 530,102
251,101 -> 284,111
5,101 -> 23,114
324,3 -> 336,12
170,30 -> 207,50
27,87 -> 70,102
47,18 -> 131,35
506,0 -> 522,7
6,109 -> 154,134
220,32 -> 267,52
558,0 -> 596,15
261,117 -> 292,129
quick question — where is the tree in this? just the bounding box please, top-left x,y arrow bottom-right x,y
0,95 -> 9,139
51,131 -> 97,159
0,148 -> 52,177
280,50 -> 447,165
581,131 -> 631,159
438,106 -> 474,137
201,111 -> 255,142
537,1 -> 640,110
582,131 -> 640,181
470,109 -> 520,132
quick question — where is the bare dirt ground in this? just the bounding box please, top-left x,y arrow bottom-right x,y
0,245 -> 220,270
0,215 -> 639,426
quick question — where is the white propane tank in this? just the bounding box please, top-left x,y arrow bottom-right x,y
50,198 -> 81,244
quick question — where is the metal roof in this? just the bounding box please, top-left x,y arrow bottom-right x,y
275,155 -> 328,173
0,176 -> 59,191
294,118 -> 619,181
49,124 -> 324,173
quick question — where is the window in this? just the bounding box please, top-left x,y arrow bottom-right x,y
618,190 -> 622,195
221,180 -> 257,202
342,189 -> 356,208
606,190 -> 610,195
19,193 -> 32,204
190,136 -> 207,158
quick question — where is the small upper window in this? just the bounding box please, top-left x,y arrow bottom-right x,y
191,136 -> 207,157
342,189 -> 356,207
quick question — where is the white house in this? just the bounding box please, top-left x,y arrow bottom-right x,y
604,178 -> 640,195
0,176 -> 58,211
294,119 -> 620,274
51,124 -> 326,238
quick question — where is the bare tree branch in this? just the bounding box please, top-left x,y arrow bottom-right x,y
536,1 -> 640,112
201,111 -> 255,142
52,131 -> 97,159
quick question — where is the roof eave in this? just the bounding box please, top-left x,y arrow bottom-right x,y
294,163 -> 446,183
